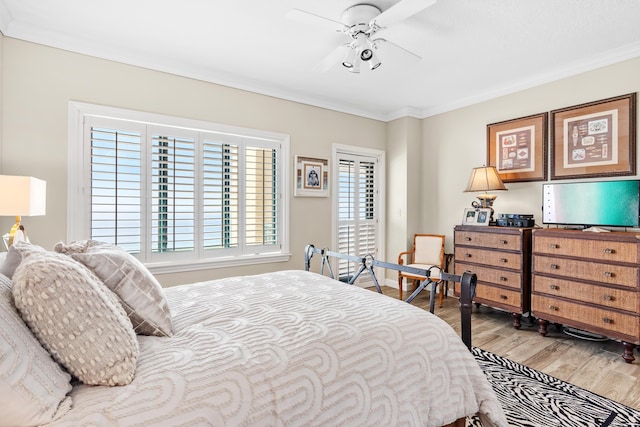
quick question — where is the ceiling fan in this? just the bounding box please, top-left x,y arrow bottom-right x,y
288,0 -> 437,73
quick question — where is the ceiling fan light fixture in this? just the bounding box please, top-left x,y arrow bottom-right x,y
349,55 -> 361,73
360,48 -> 373,61
369,51 -> 382,70
342,47 -> 357,68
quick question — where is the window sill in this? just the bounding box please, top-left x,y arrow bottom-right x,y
145,252 -> 292,275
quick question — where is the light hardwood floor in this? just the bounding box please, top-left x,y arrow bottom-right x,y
375,285 -> 640,410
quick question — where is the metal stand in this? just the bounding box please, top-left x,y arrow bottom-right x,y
304,244 -> 477,350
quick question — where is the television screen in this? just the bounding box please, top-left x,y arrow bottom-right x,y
542,180 -> 640,228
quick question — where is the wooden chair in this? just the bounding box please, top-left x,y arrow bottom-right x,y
397,234 -> 446,306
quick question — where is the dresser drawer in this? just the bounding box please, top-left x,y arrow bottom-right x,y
455,231 -> 521,251
533,235 -> 638,263
533,275 -> 639,312
533,255 -> 638,288
456,262 -> 522,290
475,284 -> 522,309
532,294 -> 640,338
455,247 -> 522,270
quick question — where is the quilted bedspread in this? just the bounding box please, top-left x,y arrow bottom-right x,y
46,270 -> 507,427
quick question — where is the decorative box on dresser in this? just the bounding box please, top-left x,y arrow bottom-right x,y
453,225 -> 532,329
531,228 -> 640,363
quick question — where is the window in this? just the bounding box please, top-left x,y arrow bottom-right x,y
333,146 -> 384,286
69,102 -> 290,273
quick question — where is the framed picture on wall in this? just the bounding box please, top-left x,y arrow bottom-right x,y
487,112 -> 548,182
550,93 -> 637,180
294,155 -> 329,197
462,208 -> 491,226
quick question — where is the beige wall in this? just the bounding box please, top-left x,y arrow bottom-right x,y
422,57 -> 640,254
385,116 -> 422,276
2,35 -> 640,285
0,37 -> 386,286
0,33 -> 3,172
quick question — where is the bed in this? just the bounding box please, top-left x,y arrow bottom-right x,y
0,241 -> 507,427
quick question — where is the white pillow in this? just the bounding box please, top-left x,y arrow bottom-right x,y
0,273 -> 72,426
12,251 -> 139,386
53,239 -> 113,255
71,249 -> 173,337
0,241 -> 46,279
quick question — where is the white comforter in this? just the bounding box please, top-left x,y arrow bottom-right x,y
46,270 -> 507,427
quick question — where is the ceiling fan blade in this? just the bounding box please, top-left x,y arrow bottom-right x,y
374,38 -> 422,63
371,0 -> 437,29
286,8 -> 346,31
313,44 -> 350,72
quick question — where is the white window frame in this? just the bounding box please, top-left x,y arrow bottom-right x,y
68,101 -> 290,274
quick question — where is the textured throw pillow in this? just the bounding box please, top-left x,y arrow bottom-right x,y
12,251 -> 139,386
53,239 -> 115,255
0,273 -> 72,426
1,240 -> 46,279
71,249 -> 173,337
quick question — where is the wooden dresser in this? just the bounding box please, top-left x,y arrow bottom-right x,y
531,228 -> 640,363
454,225 -> 532,329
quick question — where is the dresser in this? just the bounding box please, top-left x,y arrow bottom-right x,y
453,225 -> 532,329
531,228 -> 640,363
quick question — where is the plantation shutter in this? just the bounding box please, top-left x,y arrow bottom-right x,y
150,129 -> 196,255
245,145 -> 279,252
81,108 -> 286,266
336,154 -> 378,283
88,120 -> 143,253
202,139 -> 239,250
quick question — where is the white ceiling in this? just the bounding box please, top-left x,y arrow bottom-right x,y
1,0 -> 640,121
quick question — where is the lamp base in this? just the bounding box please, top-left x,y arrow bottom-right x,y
472,194 -> 498,223
7,216 -> 28,247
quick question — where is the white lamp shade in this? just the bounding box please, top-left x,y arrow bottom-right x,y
464,166 -> 507,193
0,175 -> 47,216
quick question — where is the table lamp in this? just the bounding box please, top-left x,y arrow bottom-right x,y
0,175 -> 47,248
464,166 -> 507,223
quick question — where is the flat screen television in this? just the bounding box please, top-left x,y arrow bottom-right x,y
542,180 -> 640,228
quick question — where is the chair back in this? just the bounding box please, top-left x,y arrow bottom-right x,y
413,234 -> 445,267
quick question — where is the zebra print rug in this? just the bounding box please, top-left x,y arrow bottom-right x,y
469,347 -> 640,427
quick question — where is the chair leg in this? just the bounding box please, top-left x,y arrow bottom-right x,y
398,276 -> 403,300
438,281 -> 444,308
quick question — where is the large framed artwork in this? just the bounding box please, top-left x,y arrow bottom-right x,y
550,93 -> 637,180
487,112 -> 548,183
294,155 -> 329,197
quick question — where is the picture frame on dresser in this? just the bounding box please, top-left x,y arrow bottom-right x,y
487,112 -> 548,182
462,208 -> 491,226
550,92 -> 637,180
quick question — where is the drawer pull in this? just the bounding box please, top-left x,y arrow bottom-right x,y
550,264 -> 559,269
604,271 -> 614,278
604,248 -> 615,254
500,258 -> 508,263
465,253 -> 472,258
603,295 -> 615,301
549,284 -> 559,290
499,276 -> 508,282
465,237 -> 472,242
549,305 -> 558,311
499,295 -> 508,300
603,317 -> 614,324
549,243 -> 559,249
500,239 -> 508,245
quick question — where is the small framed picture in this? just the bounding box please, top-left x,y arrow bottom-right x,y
294,155 -> 329,197
462,208 -> 491,226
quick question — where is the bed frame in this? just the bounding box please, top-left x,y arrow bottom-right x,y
304,244 -> 477,350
